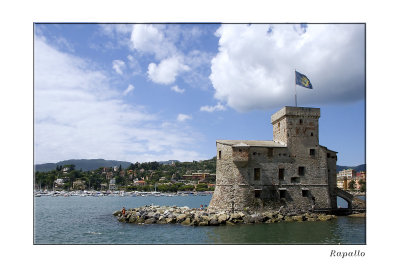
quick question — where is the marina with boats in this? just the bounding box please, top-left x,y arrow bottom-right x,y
34,190 -> 213,198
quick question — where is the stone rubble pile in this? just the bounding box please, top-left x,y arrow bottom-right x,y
113,205 -> 336,226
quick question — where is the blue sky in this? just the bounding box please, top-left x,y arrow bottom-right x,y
34,23 -> 365,166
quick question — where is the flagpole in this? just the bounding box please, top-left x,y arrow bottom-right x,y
294,69 -> 297,107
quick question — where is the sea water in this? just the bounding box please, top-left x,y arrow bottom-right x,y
34,195 -> 365,244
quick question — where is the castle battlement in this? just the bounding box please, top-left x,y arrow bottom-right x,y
271,106 -> 320,124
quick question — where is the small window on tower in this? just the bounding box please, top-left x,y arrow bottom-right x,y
311,132 -> 314,136
254,189 -> 261,198
291,177 -> 300,183
310,149 -> 315,156
218,151 -> 221,159
298,166 -> 305,176
302,190 -> 309,197
299,119 -> 303,124
254,168 -> 260,181
279,168 -> 284,181
268,148 -> 273,157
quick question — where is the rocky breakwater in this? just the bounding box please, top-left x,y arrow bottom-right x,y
113,205 -> 336,226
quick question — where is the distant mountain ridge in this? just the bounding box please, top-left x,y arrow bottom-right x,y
34,159 -> 134,172
336,164 -> 366,173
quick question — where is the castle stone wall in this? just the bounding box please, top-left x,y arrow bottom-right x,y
209,106 -> 338,213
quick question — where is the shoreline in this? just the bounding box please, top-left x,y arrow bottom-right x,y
34,190 -> 213,197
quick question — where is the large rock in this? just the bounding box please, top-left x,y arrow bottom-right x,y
118,216 -> 127,223
166,217 -> 176,224
292,215 -> 304,222
176,214 -> 187,223
218,214 -> 229,223
209,219 -> 220,226
317,214 -> 334,221
191,218 -> 200,226
327,215 -> 336,220
144,218 -> 156,224
283,216 -> 294,222
252,214 -> 263,223
200,215 -> 210,223
146,212 -> 155,219
243,215 -> 255,224
261,212 -> 273,221
137,216 -> 145,224
230,213 -> 242,220
181,217 -> 191,225
113,210 -> 122,216
158,218 -> 168,224
129,215 -> 138,223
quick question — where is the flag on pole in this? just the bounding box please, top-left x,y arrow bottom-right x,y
295,71 -> 313,89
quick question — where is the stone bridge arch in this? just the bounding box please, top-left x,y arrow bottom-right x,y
334,188 -> 354,210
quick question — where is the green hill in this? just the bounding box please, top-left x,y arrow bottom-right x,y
35,159 -> 133,172
35,158 -> 365,174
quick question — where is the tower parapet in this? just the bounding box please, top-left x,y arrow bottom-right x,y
271,106 -> 320,148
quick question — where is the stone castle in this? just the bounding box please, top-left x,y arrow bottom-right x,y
208,106 -> 339,213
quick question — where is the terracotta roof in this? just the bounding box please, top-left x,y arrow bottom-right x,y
216,140 -> 286,148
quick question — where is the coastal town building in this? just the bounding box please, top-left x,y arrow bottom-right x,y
357,171 -> 366,179
54,178 -> 64,189
336,169 -> 366,191
209,106 -> 340,213
109,178 -> 116,190
337,177 -> 347,190
337,169 -> 356,180
100,183 -> 108,191
134,180 -> 146,186
182,172 -> 216,181
73,179 -> 86,190
106,172 -> 113,180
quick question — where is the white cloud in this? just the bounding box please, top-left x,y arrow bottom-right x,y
171,85 -> 185,93
209,24 -> 365,111
112,59 -> 126,75
200,102 -> 226,112
131,24 -> 177,60
97,24 -> 133,49
130,24 -> 212,88
177,113 -> 192,122
147,56 -> 190,84
55,37 -> 75,53
34,36 -> 205,163
123,84 -> 134,95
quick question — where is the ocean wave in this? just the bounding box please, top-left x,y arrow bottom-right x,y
86,231 -> 102,235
